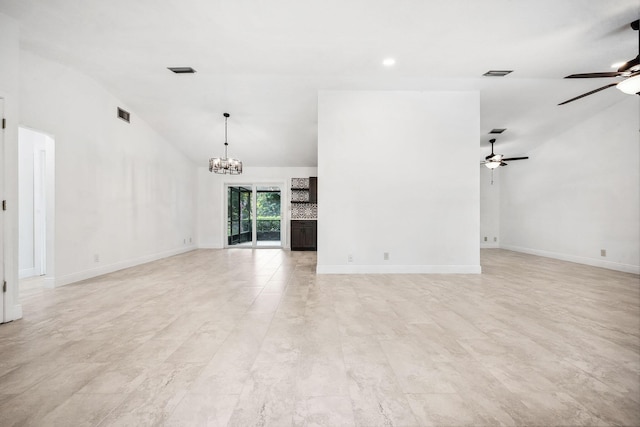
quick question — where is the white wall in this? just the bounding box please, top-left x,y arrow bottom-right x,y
0,12 -> 22,321
317,90 -> 481,274
20,51 -> 198,286
500,96 -> 639,274
197,166 -> 318,248
480,166 -> 500,248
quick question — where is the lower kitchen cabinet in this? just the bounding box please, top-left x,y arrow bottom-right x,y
291,220 -> 317,251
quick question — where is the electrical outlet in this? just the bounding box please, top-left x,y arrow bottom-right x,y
484,236 -> 487,242
383,252 -> 389,260
348,254 -> 353,263
601,249 -> 606,257
494,237 -> 497,242
189,237 -> 192,243
94,254 -> 99,263
183,238 -> 186,244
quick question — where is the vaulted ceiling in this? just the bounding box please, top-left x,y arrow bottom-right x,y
1,0 -> 638,165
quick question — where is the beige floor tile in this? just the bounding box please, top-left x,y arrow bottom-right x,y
37,392 -> 124,427
76,364 -> 148,395
293,396 -> 355,427
406,393 -> 481,427
379,338 -> 459,394
99,362 -> 205,426
342,336 -> 419,426
0,249 -> 636,427
166,393 -> 239,427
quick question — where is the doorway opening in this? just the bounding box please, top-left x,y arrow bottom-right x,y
226,184 -> 282,248
18,127 -> 55,295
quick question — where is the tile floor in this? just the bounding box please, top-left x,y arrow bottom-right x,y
0,249 -> 638,426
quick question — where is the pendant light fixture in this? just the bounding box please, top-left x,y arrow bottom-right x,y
209,112 -> 243,175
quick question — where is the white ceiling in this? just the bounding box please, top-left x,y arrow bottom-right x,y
1,0 -> 638,165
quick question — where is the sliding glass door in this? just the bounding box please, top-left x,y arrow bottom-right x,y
226,184 -> 282,248
227,186 -> 252,246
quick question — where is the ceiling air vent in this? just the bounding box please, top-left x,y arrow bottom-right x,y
117,107 -> 130,123
489,128 -> 506,134
483,70 -> 513,77
168,67 -> 196,74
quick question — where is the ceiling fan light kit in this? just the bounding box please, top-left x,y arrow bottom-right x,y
209,113 -> 243,175
617,74 -> 640,94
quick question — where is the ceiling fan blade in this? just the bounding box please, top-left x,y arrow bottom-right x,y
558,83 -> 618,105
499,162 -> 508,166
564,72 -> 624,78
501,157 -> 529,161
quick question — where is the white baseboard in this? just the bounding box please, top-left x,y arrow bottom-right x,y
316,264 -> 482,274
480,243 -> 500,249
198,243 -> 223,249
19,267 -> 38,279
501,244 -> 640,275
52,245 -> 198,287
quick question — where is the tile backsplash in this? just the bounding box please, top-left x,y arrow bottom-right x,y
291,178 -> 309,189
291,203 -> 317,219
291,177 -> 317,219
291,190 -> 310,202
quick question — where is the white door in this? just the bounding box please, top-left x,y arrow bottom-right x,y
1,98 -> 6,323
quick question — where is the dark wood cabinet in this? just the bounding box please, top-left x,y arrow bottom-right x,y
291,220 -> 317,251
309,177 -> 318,203
291,176 -> 317,251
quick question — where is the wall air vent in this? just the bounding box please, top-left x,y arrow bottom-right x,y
117,107 -> 130,123
168,67 -> 196,74
483,70 -> 513,77
489,128 -> 506,134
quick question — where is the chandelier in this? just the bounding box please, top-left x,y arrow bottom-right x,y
209,112 -> 243,174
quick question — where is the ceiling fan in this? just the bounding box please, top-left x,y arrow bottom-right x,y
559,19 -> 640,105
481,139 -> 529,169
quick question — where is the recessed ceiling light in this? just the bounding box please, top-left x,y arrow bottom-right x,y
483,70 -> 513,77
382,58 -> 396,67
611,61 -> 626,69
168,67 -> 196,74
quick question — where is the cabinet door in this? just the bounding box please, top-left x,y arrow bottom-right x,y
303,221 -> 317,249
291,221 -> 304,249
291,220 -> 317,250
309,177 -> 318,203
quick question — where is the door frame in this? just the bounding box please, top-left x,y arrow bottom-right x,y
17,126 -> 55,287
1,97 -> 5,323
227,185 -> 253,246
223,181 -> 285,249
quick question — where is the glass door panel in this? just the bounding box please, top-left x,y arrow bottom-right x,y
227,186 -> 253,246
256,186 -> 281,247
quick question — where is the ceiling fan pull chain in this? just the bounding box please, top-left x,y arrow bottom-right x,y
491,169 -> 494,185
